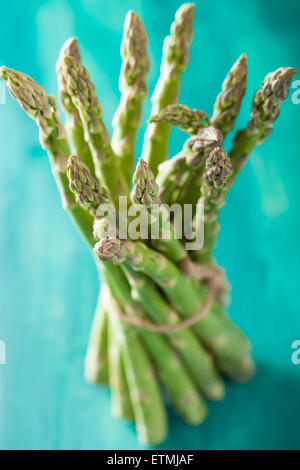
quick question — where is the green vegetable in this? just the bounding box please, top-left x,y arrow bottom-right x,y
211,54 -> 247,136
149,104 -> 210,135
142,3 -> 195,175
230,67 -> 296,175
112,11 -> 149,185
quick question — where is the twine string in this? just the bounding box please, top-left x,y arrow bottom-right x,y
112,258 -> 227,332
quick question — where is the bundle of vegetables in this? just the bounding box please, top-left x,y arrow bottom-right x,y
1,3 -> 296,445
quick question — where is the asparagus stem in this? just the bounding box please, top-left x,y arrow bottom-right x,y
192,147 -> 233,264
124,266 -> 225,400
156,127 -> 222,205
61,47 -> 129,206
103,265 -> 167,446
103,285 -> 134,421
230,67 -> 296,175
94,236 -> 254,381
142,3 -> 195,175
0,66 -> 94,246
211,54 -> 247,136
56,38 -> 96,176
150,104 -> 210,135
106,265 -> 208,425
84,287 -> 109,384
111,11 -> 149,185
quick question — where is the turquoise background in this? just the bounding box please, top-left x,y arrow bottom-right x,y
0,0 -> 300,450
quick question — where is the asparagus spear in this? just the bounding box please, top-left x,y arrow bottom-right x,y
107,307 -> 166,444
104,283 -> 134,421
156,127 -> 222,205
230,67 -> 296,175
142,3 -> 195,175
108,321 -> 135,422
106,265 -> 208,426
94,235 -> 254,381
211,54 -> 247,136
108,317 -> 135,421
124,266 -> 225,400
84,287 -> 109,384
149,104 -> 210,135
61,49 -> 129,206
103,264 -> 167,445
192,146 -> 233,263
0,66 -> 94,246
56,38 -> 96,176
131,157 -> 187,263
111,11 -> 149,185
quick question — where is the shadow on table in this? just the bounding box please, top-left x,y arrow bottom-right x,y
158,362 -> 300,450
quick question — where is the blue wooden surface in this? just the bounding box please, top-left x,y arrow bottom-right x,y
0,0 -> 300,450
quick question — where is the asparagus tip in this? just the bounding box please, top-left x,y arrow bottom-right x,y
93,238 -> 124,263
204,146 -> 233,190
120,8 -> 148,84
67,154 -> 107,212
249,66 -> 297,134
56,37 -> 80,72
149,104 -> 210,134
131,158 -> 160,206
177,3 -> 195,15
0,66 -> 8,81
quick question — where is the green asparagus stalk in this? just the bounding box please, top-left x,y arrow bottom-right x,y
211,54 -> 247,136
105,286 -> 134,421
103,265 -> 167,445
149,104 -> 210,135
106,265 -> 208,425
142,3 -> 195,175
108,319 -> 135,421
192,147 -> 233,263
56,38 -> 96,176
230,67 -> 296,175
124,266 -> 225,400
156,127 -> 222,205
111,11 -> 149,185
84,287 -> 109,384
94,235 -> 254,381
108,325 -> 135,421
61,49 -> 129,206
0,66 -> 94,246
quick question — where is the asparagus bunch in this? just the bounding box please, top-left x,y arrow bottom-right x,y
1,3 -> 296,446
